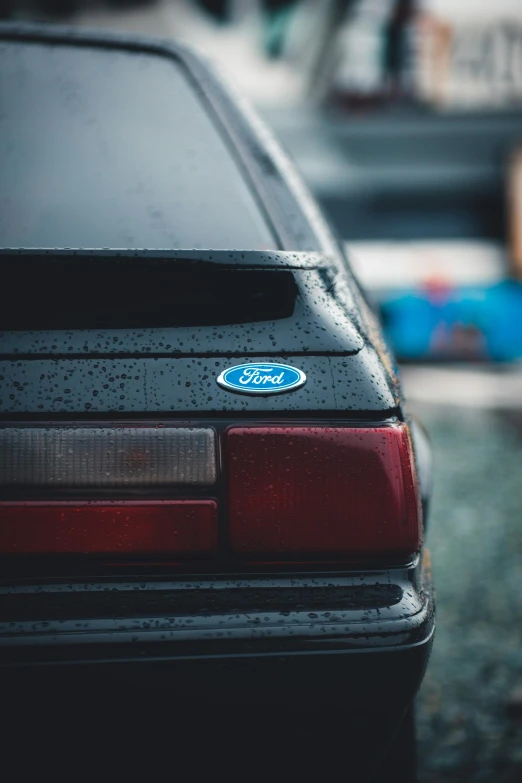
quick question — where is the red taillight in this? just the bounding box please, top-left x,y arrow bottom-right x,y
0,501 -> 218,555
226,425 -> 421,560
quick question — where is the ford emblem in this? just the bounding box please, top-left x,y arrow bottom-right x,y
216,363 -> 307,396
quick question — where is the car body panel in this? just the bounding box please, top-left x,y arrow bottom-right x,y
0,351 -> 398,414
0,252 -> 365,357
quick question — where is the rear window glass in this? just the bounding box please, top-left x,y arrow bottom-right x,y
0,40 -> 276,250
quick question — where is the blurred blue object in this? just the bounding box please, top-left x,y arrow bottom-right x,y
381,280 -> 522,362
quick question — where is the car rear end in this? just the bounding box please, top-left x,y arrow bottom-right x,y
0,253 -> 434,778
0,25 -> 433,781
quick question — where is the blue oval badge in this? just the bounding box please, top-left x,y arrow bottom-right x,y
217,363 -> 306,396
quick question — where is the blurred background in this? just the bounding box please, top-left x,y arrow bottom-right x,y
2,1 -> 522,780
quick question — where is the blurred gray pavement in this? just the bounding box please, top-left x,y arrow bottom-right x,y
404,370 -> 522,782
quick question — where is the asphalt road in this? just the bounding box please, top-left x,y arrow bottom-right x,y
408,389 -> 522,782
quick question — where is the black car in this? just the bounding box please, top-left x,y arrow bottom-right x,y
0,23 -> 434,781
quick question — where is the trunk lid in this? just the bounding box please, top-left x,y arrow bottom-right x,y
0,250 -> 398,414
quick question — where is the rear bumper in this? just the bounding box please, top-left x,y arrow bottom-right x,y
0,560 -> 434,696
1,562 -> 433,780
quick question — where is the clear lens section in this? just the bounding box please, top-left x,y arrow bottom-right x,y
0,427 -> 216,487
